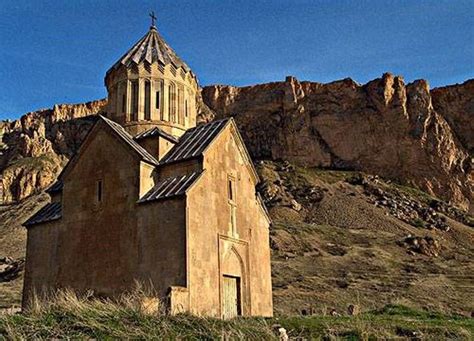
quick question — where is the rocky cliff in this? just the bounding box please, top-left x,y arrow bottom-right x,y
0,96 -> 214,204
1,74 -> 473,212
202,74 -> 473,212
0,75 -> 473,314
0,100 -> 106,204
431,79 -> 474,155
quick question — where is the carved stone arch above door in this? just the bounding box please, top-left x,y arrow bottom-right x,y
218,235 -> 250,318
222,246 -> 244,278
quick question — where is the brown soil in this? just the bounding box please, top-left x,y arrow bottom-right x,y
0,163 -> 473,317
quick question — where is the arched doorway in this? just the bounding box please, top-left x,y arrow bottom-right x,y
221,247 -> 245,319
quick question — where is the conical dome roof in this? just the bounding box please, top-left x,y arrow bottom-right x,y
106,26 -> 192,77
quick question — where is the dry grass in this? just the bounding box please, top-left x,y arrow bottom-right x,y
1,286 -> 276,340
1,162 -> 473,339
263,162 -> 474,317
0,288 -> 472,340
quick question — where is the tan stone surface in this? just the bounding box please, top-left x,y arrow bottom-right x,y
22,118 -> 272,318
105,29 -> 198,137
185,124 -> 273,317
1,100 -> 106,204
202,74 -> 474,212
431,79 -> 474,154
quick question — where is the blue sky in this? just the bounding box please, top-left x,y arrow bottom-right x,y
1,0 -> 473,120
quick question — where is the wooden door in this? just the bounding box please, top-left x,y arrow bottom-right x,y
222,275 -> 241,319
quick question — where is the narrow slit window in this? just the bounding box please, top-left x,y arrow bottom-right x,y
96,180 -> 103,203
131,81 -> 139,120
168,85 -> 172,118
228,177 -> 237,235
155,91 -> 160,109
122,94 -> 126,113
144,80 -> 151,120
228,179 -> 234,202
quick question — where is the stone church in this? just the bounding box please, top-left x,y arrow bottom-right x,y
22,19 -> 273,318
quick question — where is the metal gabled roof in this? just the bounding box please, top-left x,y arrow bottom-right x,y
106,26 -> 192,77
24,202 -> 62,227
160,118 -> 230,165
138,171 -> 202,203
134,126 -> 179,144
46,180 -> 63,194
99,115 -> 159,165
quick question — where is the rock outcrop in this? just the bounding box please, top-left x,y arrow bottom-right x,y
431,79 -> 474,154
1,74 -> 473,211
0,96 -> 218,204
202,74 -> 473,212
1,100 -> 106,203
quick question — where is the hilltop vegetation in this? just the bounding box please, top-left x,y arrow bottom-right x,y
1,73 -> 473,338
1,289 -> 472,340
262,162 -> 473,317
2,162 -> 473,318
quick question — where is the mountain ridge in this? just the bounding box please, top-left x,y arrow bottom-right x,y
202,73 -> 473,212
0,74 -> 473,316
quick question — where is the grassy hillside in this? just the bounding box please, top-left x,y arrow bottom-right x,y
1,161 -> 473,339
260,161 -> 474,316
1,290 -> 472,340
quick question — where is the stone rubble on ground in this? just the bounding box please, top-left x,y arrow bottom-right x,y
347,304 -> 359,316
0,256 -> 24,282
398,235 -> 441,257
348,174 -> 462,232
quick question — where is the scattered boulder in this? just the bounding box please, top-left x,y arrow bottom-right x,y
272,324 -> 289,341
356,177 -> 452,231
398,236 -> 441,257
0,257 -> 24,282
276,161 -> 294,172
347,304 -> 359,316
290,199 -> 302,211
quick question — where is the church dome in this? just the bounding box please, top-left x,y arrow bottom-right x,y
105,26 -> 194,82
104,19 -> 199,137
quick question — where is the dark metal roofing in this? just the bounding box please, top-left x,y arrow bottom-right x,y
160,119 -> 230,165
134,127 -> 179,144
138,171 -> 202,203
100,115 -> 159,165
46,180 -> 63,194
24,202 -> 62,227
106,26 -> 192,77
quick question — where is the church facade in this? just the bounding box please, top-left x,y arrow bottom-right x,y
22,21 -> 273,318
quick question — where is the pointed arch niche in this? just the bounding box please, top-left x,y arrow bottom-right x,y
218,235 -> 250,317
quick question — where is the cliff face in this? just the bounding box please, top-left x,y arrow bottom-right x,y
0,100 -> 106,204
0,96 -> 215,204
202,74 -> 473,211
431,79 -> 474,155
1,75 -> 472,211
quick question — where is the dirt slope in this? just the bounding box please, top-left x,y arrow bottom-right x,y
1,163 -> 472,316
257,161 -> 473,316
202,74 -> 474,212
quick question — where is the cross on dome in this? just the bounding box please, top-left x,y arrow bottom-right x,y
149,11 -> 157,28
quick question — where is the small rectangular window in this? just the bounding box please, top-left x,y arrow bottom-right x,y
144,81 -> 151,120
156,91 -> 160,109
228,177 -> 237,235
131,81 -> 139,120
168,85 -> 172,118
228,179 -> 234,201
96,180 -> 103,203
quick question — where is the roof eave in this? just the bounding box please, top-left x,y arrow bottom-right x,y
136,193 -> 186,205
24,216 -> 62,229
